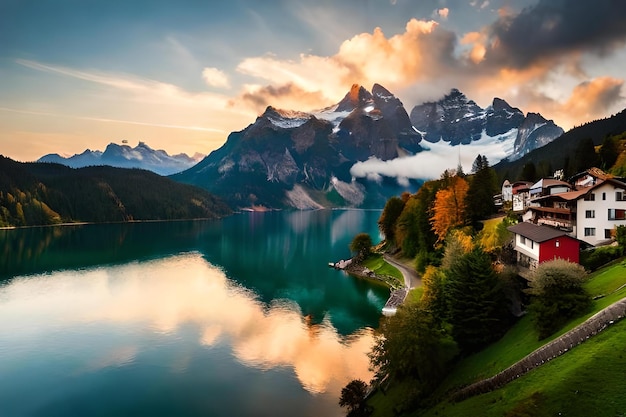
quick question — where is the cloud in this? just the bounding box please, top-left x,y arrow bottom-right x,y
232,82 -> 328,111
484,0 -> 626,69
559,77 -> 624,123
435,7 -> 449,19
232,19 -> 458,112
202,66 -> 231,89
350,135 -> 515,181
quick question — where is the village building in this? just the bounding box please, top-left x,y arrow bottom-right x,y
574,178 -> 626,245
511,181 -> 533,212
507,222 -> 580,273
503,168 -> 626,269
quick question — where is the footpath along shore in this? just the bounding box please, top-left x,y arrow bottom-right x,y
381,255 -> 421,315
330,254 -> 421,315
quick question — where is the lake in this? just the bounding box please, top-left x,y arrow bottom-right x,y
0,210 -> 388,417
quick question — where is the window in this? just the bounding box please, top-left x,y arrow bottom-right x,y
603,192 -> 606,201
584,193 -> 595,201
520,236 -> 526,245
584,228 -> 596,237
605,229 -> 613,239
555,240 -> 560,248
585,210 -> 595,218
616,191 -> 626,201
608,209 -> 626,220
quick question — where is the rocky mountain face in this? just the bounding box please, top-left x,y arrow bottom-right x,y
175,85 -> 563,209
38,142 -> 204,176
409,89 -> 562,160
512,112 -> 564,159
173,84 -> 422,209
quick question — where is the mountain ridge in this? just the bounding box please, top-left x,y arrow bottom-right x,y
38,141 -> 204,176
174,84 -> 563,209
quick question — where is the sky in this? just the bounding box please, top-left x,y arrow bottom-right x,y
2,0 -> 626,162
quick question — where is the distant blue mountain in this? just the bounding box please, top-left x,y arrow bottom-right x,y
38,142 -> 204,176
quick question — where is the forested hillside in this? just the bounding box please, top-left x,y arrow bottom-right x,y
0,156 -> 231,227
494,108 -> 626,181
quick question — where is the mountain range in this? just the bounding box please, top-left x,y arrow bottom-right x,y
173,84 -> 564,209
38,142 -> 204,176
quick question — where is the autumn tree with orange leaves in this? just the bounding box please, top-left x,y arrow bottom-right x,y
430,175 -> 469,243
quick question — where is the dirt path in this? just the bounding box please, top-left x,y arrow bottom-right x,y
383,255 -> 420,289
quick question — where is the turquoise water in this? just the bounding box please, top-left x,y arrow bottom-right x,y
0,210 -> 388,417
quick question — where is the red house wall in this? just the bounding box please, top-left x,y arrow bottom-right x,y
539,237 -> 579,264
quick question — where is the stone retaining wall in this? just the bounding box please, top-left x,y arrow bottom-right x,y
450,297 -> 626,402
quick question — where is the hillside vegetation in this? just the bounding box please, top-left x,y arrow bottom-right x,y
494,108 -> 626,181
359,113 -> 626,416
0,156 -> 231,227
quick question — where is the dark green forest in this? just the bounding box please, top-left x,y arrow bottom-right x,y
494,108 -> 626,182
0,156 -> 231,227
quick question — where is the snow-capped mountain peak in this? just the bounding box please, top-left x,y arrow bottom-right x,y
38,142 -> 205,176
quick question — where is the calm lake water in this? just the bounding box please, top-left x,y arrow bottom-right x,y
0,210 -> 388,417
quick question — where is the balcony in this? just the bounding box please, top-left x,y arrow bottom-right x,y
537,217 -> 574,232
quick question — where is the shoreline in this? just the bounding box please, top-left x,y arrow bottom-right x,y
332,256 -> 414,315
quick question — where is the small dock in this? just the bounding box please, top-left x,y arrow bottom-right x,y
382,287 -> 408,316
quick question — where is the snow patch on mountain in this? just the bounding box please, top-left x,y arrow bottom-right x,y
38,142 -> 204,176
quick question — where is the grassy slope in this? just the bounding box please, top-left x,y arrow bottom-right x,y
422,318 -> 626,417
368,260 -> 626,417
362,254 -> 404,287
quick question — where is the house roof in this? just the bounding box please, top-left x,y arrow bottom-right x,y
530,178 -> 571,191
569,167 -> 611,183
507,222 -> 571,243
532,188 -> 589,202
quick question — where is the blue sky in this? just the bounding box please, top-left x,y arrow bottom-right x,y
2,0 -> 626,161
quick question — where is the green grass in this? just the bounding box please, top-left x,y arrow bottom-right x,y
362,254 -> 403,287
406,287 -> 423,305
368,379 -> 416,417
434,262 -> 626,396
584,258 -> 626,296
368,260 -> 626,417
420,318 -> 626,417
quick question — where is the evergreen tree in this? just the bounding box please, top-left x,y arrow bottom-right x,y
521,162 -> 537,182
378,196 -> 405,245
465,155 -> 497,225
369,304 -> 458,386
444,247 -> 510,352
573,137 -> 600,173
599,134 -> 619,170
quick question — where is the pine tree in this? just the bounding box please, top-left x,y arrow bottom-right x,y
444,247 -> 510,352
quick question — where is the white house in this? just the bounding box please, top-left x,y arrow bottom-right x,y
575,178 -> 626,245
502,180 -> 513,202
512,181 -> 533,212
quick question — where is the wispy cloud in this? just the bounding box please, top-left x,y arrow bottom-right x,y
0,106 -> 225,132
202,67 -> 231,89
232,2 -> 626,129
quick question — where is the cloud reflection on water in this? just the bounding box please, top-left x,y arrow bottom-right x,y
0,252 -> 375,395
